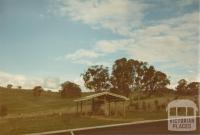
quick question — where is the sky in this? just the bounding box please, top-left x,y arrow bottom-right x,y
0,0 -> 199,91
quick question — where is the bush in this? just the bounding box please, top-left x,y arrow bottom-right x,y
32,86 -> 43,97
7,84 -> 13,89
0,105 -> 8,117
61,81 -> 81,98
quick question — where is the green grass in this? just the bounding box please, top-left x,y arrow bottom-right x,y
0,88 -> 76,115
0,87 -> 198,135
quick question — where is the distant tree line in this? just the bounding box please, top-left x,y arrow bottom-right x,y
176,79 -> 199,95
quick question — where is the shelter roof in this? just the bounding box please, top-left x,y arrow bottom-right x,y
74,91 -> 129,102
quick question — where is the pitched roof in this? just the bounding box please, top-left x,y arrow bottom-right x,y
74,91 -> 129,102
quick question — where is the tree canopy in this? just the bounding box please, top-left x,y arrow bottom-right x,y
82,65 -> 110,92
110,58 -> 170,96
176,79 -> 199,95
110,58 -> 135,96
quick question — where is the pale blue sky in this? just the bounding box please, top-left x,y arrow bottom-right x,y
0,0 -> 199,90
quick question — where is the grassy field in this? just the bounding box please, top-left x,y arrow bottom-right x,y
0,87 -> 198,135
0,87 -> 76,115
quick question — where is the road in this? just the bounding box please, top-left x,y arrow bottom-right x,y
30,118 -> 200,135
75,119 -> 200,135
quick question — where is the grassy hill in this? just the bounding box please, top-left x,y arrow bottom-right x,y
0,87 -> 75,115
0,87 -> 198,135
0,88 -> 124,135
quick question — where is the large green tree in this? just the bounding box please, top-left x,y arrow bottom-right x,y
110,58 -> 170,96
142,69 -> 170,93
82,65 -> 110,92
110,58 -> 134,96
61,81 -> 81,98
129,59 -> 148,91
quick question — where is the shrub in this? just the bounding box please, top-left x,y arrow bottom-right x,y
7,84 -> 13,89
32,86 -> 43,97
61,81 -> 81,98
0,105 -> 8,117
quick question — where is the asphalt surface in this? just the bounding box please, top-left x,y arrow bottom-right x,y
46,118 -> 200,135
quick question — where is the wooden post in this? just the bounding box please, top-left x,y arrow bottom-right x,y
186,107 -> 188,116
76,102 -> 79,114
92,98 -> 94,115
123,101 -> 125,117
108,100 -> 111,116
83,101 -> 85,115
81,101 -> 83,114
104,96 -> 109,116
114,101 -> 117,116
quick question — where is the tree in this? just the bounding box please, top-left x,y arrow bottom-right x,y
82,65 -> 110,92
32,86 -> 43,97
143,69 -> 170,93
110,58 -> 170,96
61,81 -> 81,98
176,79 -> 187,95
18,86 -> 22,89
110,58 -> 134,96
176,79 -> 200,95
0,105 -> 8,117
128,59 -> 148,91
7,84 -> 13,89
187,82 -> 200,95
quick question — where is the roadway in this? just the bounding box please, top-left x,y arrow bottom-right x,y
29,118 -> 200,135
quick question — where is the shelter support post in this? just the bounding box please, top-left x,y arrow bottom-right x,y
108,100 -> 111,116
114,101 -> 117,116
76,102 -> 79,114
80,101 -> 83,114
123,101 -> 126,117
91,98 -> 94,115
186,107 -> 188,116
